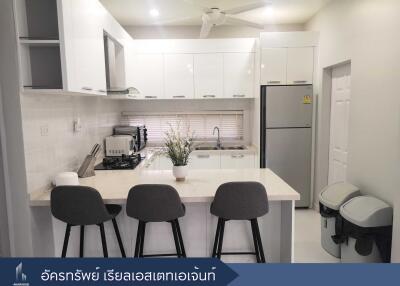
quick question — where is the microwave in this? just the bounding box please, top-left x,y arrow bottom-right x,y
113,125 -> 148,152
105,135 -> 134,156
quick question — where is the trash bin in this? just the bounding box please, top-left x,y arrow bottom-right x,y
319,183 -> 361,257
339,196 -> 393,263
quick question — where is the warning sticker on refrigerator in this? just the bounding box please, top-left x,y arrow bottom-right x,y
303,95 -> 312,104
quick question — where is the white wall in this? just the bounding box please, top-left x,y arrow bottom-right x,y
124,24 -> 304,39
306,0 -> 400,261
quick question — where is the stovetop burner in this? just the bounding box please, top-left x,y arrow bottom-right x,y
95,154 -> 143,170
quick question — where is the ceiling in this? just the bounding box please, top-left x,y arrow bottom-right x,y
100,0 -> 331,27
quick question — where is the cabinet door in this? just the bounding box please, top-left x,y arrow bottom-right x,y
223,53 -> 254,98
164,54 -> 194,99
126,54 -> 164,99
63,0 -> 107,95
194,53 -> 223,99
220,153 -> 255,169
261,48 -> 287,86
287,47 -> 314,85
189,153 -> 220,169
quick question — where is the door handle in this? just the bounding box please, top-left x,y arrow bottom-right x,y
203,95 -> 216,98
173,95 -> 185,98
267,81 -> 281,84
231,154 -> 245,158
81,87 -> 93,91
233,94 -> 245,98
293,80 -> 308,84
197,154 -> 210,159
97,89 -> 106,93
145,96 -> 157,99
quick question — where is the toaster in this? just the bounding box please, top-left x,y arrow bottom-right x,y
105,135 -> 134,156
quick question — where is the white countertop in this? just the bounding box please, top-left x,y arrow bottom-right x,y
30,168 -> 299,206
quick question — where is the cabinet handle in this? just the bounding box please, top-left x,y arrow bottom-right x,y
267,81 -> 281,84
197,154 -> 210,159
231,154 -> 245,158
173,95 -> 186,98
293,80 -> 308,84
97,89 -> 106,93
233,94 -> 245,98
81,87 -> 93,91
145,96 -> 157,99
203,95 -> 216,98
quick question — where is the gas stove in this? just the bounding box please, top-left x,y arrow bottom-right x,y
94,154 -> 143,170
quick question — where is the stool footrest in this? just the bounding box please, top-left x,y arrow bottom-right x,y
142,253 -> 182,258
220,251 -> 257,256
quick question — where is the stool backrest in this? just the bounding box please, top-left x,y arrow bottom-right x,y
51,186 -> 111,225
126,184 -> 185,222
211,181 -> 269,220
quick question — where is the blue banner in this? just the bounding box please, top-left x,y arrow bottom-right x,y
0,258 -> 399,286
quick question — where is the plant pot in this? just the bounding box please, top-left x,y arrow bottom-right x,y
173,165 -> 188,181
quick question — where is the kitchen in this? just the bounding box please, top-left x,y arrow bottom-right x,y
0,0 -> 399,264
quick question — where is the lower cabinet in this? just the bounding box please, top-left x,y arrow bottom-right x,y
220,153 -> 256,169
189,153 -> 221,169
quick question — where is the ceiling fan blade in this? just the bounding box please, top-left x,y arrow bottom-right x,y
183,0 -> 213,13
225,16 -> 264,29
154,15 -> 200,26
199,16 -> 212,38
223,1 -> 271,15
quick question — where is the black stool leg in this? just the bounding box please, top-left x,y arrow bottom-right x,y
216,218 -> 226,259
99,223 -> 108,258
79,225 -> 85,258
212,218 -> 222,257
174,219 -> 186,258
112,218 -> 126,258
139,222 -> 146,257
252,219 -> 266,263
171,221 -> 182,257
134,221 -> 143,258
250,220 -> 261,263
61,224 -> 71,258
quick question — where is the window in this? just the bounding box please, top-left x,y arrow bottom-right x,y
120,111 -> 244,143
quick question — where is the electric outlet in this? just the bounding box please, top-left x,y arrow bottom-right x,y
40,125 -> 49,136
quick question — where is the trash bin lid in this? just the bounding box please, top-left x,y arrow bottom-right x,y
319,182 -> 360,210
340,196 -> 393,228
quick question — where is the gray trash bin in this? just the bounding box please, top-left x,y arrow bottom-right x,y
339,196 -> 393,263
319,183 -> 360,257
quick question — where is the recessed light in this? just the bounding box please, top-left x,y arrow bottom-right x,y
149,9 -> 159,17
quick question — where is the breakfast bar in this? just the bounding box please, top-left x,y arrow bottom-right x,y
30,168 -> 299,262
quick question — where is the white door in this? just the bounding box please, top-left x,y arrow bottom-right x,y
223,53 -> 254,98
286,47 -> 314,85
194,53 -> 223,99
260,48 -> 287,85
220,153 -> 255,169
164,54 -> 194,99
328,63 -> 351,184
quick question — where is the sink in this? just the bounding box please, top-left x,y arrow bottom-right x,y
195,146 -> 219,150
221,146 -> 247,150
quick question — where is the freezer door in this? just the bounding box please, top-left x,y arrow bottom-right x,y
266,128 -> 312,207
266,85 -> 313,128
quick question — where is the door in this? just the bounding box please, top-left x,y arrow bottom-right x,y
261,48 -> 287,85
266,128 -> 312,207
328,63 -> 351,184
164,54 -> 194,99
194,53 -> 223,99
286,47 -> 314,85
189,153 -> 220,169
220,153 -> 255,169
223,53 -> 254,98
266,86 -> 313,128
126,54 -> 164,99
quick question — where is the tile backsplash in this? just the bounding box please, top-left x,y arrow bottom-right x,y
21,94 -> 120,194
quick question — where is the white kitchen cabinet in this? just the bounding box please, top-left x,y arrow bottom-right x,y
287,47 -> 314,85
164,54 -> 194,99
261,48 -> 287,86
223,53 -> 254,98
220,153 -> 256,169
126,54 -> 164,99
189,153 -> 220,169
61,0 -> 107,95
194,54 -> 223,99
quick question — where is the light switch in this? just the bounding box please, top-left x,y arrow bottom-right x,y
40,125 -> 49,136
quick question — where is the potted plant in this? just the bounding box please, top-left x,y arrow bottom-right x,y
164,125 -> 194,181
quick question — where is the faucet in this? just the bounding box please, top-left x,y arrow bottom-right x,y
213,126 -> 221,149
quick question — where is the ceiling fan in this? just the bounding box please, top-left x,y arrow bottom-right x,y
159,1 -> 271,38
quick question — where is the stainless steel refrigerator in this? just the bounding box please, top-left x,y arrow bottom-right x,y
260,85 -> 313,207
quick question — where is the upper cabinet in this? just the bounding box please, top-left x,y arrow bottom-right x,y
261,47 -> 314,86
224,53 -> 254,98
194,53 -> 223,99
126,53 -> 164,99
164,54 -> 194,99
286,47 -> 314,85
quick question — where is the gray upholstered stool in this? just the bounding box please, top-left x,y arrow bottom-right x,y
211,182 -> 269,263
126,184 -> 186,258
51,186 -> 126,258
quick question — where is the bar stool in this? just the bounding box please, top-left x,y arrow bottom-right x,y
126,184 -> 186,258
210,182 -> 269,263
51,186 -> 126,258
